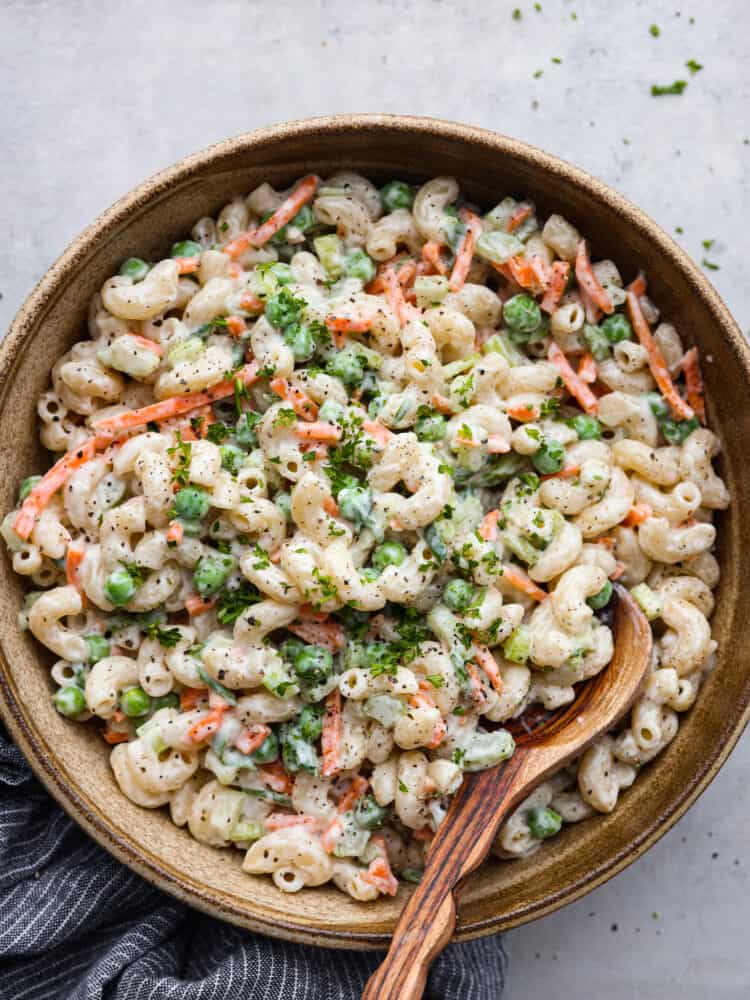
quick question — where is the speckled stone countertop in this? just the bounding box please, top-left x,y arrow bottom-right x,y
1,0 -> 748,996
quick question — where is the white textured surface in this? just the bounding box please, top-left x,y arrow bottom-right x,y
0,0 -> 748,996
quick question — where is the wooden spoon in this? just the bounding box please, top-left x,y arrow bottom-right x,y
362,584 -> 651,1000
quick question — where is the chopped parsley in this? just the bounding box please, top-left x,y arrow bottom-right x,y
273,407 -> 297,429
651,80 -> 687,96
686,59 -> 703,74
167,431 -> 192,485
144,623 -> 182,647
649,24 -> 660,36
215,583 -> 262,625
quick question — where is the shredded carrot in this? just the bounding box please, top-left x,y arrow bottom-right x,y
93,362 -> 260,435
577,352 -> 598,384
208,689 -> 229,710
503,564 -> 548,602
395,259 -> 418,287
185,595 -> 216,616
479,509 -> 501,542
431,393 -> 455,415
321,688 -> 343,778
681,347 -> 706,425
265,813 -> 318,831
257,761 -> 294,795
294,421 -> 342,443
626,272 -> 648,297
626,292 -> 693,421
505,402 -> 539,423
381,267 -> 412,326
14,438 -> 99,539
362,837 -> 399,896
175,256 -> 201,275
323,495 -> 340,517
236,724 -> 272,755
298,604 -> 331,623
575,240 -> 614,316
412,826 -> 434,843
610,561 -> 626,580
623,503 -> 653,527
239,291 -> 265,314
224,230 -> 258,261
455,429 -> 481,448
180,687 -> 207,711
362,419 -> 393,447
473,644 -> 504,695
269,376 -> 318,421
449,209 -> 482,292
547,341 -> 599,416
410,686 -> 447,749
495,256 -> 542,293
325,311 -> 375,335
541,464 -> 581,481
226,315 -> 247,338
487,434 -> 510,454
166,520 -> 184,545
319,815 -> 345,853
251,174 -> 319,248
465,661 -> 490,707
288,620 -> 345,653
188,706 -> 227,744
506,202 -> 534,233
421,241 -> 448,276
540,260 -> 571,314
129,333 -> 164,356
103,726 -> 130,745
595,536 -> 615,549
65,543 -> 86,593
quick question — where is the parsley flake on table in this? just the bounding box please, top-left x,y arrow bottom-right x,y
649,24 -> 660,36
702,259 -> 720,271
686,59 -> 703,74
512,6 -> 521,18
651,80 -> 687,96
702,239 -> 714,250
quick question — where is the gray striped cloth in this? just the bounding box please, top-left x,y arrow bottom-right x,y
0,725 -> 507,998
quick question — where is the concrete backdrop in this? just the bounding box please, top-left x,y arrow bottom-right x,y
1,0 -> 748,996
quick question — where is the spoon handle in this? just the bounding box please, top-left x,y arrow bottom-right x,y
362,752 -> 529,1000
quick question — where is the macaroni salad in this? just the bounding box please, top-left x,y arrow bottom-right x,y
4,172 -> 728,899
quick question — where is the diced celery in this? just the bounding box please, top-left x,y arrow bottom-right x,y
135,718 -> 168,754
483,197 -> 520,231
482,331 -> 527,367
427,604 -> 471,673
500,530 -> 541,566
203,748 -> 238,786
332,814 -> 371,858
414,275 -> 449,308
442,353 -> 480,380
463,729 -> 515,771
228,819 -> 265,843
363,693 -> 406,727
167,336 -> 205,366
313,234 -> 346,278
503,624 -> 532,664
475,230 -> 524,266
262,661 -> 300,699
631,583 -> 662,621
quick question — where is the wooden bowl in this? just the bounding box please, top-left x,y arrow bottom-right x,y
1,115 -> 748,948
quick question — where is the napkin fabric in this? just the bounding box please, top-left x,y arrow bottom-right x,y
0,725 -> 507,999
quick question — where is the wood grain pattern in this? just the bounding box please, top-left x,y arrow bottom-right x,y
362,587 -> 651,999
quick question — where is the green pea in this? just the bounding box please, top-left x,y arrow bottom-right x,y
372,541 -> 407,573
532,438 -> 565,475
299,704 -> 324,742
380,180 -> 415,213
284,323 -> 316,362
660,415 -> 700,445
338,486 -> 373,528
415,412 -> 447,442
104,566 -> 137,606
275,491 -> 293,520
85,634 -> 111,664
178,518 -> 203,538
120,686 -> 151,718
19,475 -> 42,501
318,399 -> 347,424
587,580 -> 613,610
503,294 -> 542,336
293,645 -> 334,685
327,350 -> 366,387
360,567 -> 381,583
645,392 -> 671,421
345,248 -> 376,284
220,445 -> 245,476
173,486 -> 210,520
235,410 -> 261,448
527,805 -> 562,839
443,578 -> 476,612
150,692 -> 180,712
193,553 -> 234,597
582,323 -> 611,361
354,794 -> 390,831
250,729 -> 279,763
118,257 -> 150,282
600,312 -> 633,344
567,414 -> 602,440
170,240 -> 202,258
279,638 -> 306,663
400,868 -> 424,884
54,685 -> 86,718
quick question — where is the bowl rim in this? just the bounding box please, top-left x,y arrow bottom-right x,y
2,112 -> 749,947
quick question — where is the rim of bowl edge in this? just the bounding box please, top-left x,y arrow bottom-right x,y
1,113 -> 749,947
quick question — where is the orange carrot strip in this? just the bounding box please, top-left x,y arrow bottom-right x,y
251,174 -> 319,248
129,333 -> 164,356
577,352 -> 598,384
505,402 -> 539,423
381,267 -> 411,326
431,393 -> 455,415
473,644 -> 504,695
319,815 -> 345,853
487,434 -> 511,454
103,726 -> 130,745
224,230 -> 258,260
188,706 -> 227,744
325,313 -> 371,335
506,202 -> 534,233
269,376 -> 318,421
166,520 -> 184,545
449,209 -> 482,293
323,495 -> 340,517
293,421 -> 342,443
362,835 -> 399,896
622,503 -> 653,527
65,543 -> 86,592
321,689 -> 343,778
239,291 -> 265,314
681,347 -> 706,425
257,761 -> 294,795
575,240 -> 614,315
540,260 -> 571,313
288,620 -> 345,653
14,438 -> 99,539
541,464 -> 581,482
180,687 -> 207,711
412,826 -> 434,843
503,564 -> 548,602
410,687 -> 447,749
479,509 -> 501,542
362,419 -> 394,447
185,595 -> 216,616
226,315 -> 247,338
626,272 -> 648,296
465,661 -> 490,708
595,536 -> 616,549
265,813 -> 318,831
610,561 -> 626,580
421,241 -> 448,276
236,724 -> 272,755
626,292 -> 693,420
337,775 -> 369,815
547,341 -> 599,415
93,362 -> 260,434
175,257 -> 201,275
395,259 -> 418,287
